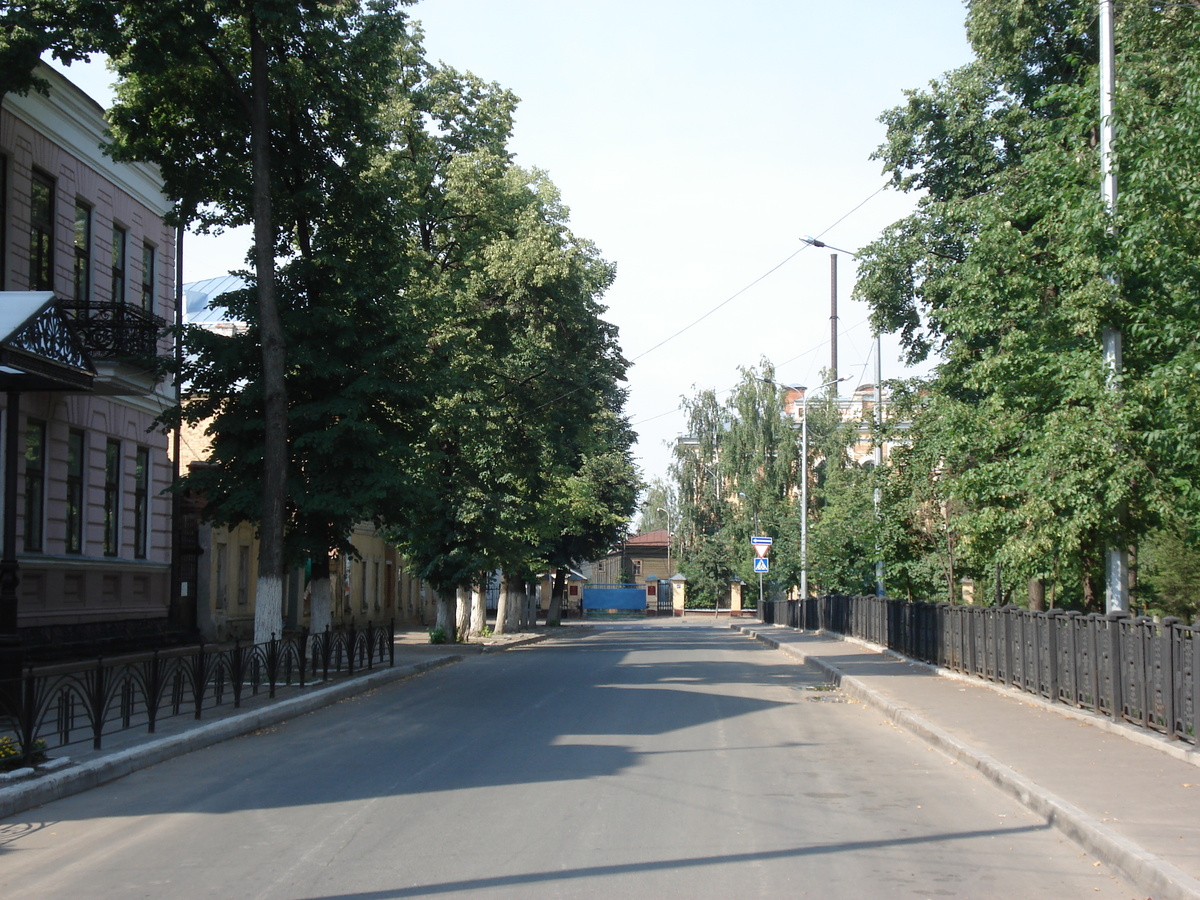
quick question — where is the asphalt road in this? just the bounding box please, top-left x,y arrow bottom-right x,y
0,623 -> 1138,899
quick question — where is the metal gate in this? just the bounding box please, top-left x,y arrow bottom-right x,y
657,580 -> 674,614
581,583 -> 645,614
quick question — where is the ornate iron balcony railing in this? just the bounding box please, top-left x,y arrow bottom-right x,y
58,299 -> 166,363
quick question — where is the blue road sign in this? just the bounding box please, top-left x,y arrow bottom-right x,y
750,535 -> 773,545
753,557 -> 769,574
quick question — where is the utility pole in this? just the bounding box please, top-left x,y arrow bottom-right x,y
829,253 -> 838,389
874,332 -> 884,597
1100,0 -> 1129,614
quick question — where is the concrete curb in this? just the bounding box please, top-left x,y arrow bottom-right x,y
0,654 -> 460,820
735,623 -> 1200,900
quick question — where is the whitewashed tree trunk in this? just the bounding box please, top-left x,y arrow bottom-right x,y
435,588 -> 455,639
455,585 -> 470,642
253,574 -> 284,645
470,579 -> 487,637
309,572 -> 332,640
494,576 -> 510,635
522,580 -> 537,630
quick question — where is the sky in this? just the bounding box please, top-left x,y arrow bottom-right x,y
50,0 -> 976,488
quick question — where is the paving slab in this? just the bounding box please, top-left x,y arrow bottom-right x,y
734,621 -> 1200,900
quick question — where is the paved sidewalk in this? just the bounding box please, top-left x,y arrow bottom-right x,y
0,626 -> 554,819
734,621 -> 1200,900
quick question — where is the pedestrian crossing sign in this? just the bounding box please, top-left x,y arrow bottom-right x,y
753,557 -> 769,574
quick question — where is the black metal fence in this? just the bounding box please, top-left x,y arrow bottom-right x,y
762,595 -> 1198,744
0,621 -> 394,767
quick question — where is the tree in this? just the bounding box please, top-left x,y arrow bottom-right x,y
636,478 -> 676,534
0,1 -> 115,101
853,0 -> 1200,608
106,1 -> 415,642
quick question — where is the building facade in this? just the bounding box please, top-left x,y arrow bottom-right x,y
0,66 -> 176,636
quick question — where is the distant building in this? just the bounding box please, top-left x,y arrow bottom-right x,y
591,529 -> 672,584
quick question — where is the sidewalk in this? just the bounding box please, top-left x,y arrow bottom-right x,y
0,626 -> 553,819
734,622 -> 1200,900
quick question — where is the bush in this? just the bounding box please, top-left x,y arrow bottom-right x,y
0,735 -> 47,771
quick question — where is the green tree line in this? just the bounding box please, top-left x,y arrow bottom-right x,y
3,0 -> 640,640
664,1 -> 1200,619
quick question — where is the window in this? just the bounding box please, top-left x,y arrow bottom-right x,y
140,242 -> 155,312
111,225 -> 126,304
30,172 -> 54,291
360,560 -> 369,612
134,446 -> 150,559
73,202 -> 91,303
632,559 -> 643,576
237,545 -> 250,606
22,421 -> 45,552
103,440 -> 121,556
66,430 -> 85,554
214,542 -> 228,609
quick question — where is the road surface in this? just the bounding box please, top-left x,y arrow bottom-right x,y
0,623 -> 1138,898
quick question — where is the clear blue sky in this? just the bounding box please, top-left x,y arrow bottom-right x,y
51,1 -> 976,487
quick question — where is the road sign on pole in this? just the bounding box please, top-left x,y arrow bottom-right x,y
753,557 -> 769,574
751,535 -> 772,558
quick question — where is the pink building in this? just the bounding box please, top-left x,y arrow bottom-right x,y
0,65 -> 178,645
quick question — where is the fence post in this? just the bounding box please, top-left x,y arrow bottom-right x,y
1045,609 -> 1063,703
1108,613 -> 1126,722
1161,618 -> 1180,740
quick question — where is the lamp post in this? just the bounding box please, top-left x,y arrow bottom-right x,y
801,376 -> 849,600
656,506 -> 674,576
802,236 -> 885,597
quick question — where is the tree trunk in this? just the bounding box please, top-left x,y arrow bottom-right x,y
494,575 -> 510,635
435,588 -> 455,640
505,573 -> 523,632
469,578 -> 487,637
309,552 -> 333,638
249,15 -> 290,647
1028,577 -> 1046,612
455,585 -> 470,641
546,568 -> 566,625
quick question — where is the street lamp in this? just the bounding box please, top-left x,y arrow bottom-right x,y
801,376 -> 850,601
802,236 -> 886,598
656,506 -> 673,576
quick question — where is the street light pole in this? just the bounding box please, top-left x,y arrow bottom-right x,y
656,506 -> 673,576
802,236 -> 885,596
801,376 -> 849,600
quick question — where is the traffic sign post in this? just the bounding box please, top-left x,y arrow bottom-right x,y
750,536 -> 772,608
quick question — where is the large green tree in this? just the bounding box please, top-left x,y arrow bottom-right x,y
855,0 -> 1200,609
106,1 -> 414,642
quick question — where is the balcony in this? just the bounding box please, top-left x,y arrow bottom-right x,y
58,299 -> 166,364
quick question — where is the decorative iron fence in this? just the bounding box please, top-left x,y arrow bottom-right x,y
0,621 -> 394,767
762,595 -> 1198,744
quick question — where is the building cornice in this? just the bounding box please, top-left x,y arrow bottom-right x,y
5,63 -> 172,219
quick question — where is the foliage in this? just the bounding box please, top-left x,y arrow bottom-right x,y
636,478 -> 676,534
0,0 -> 116,101
854,0 -> 1200,609
0,735 -> 46,771
1138,521 -> 1200,622
426,625 -> 448,645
